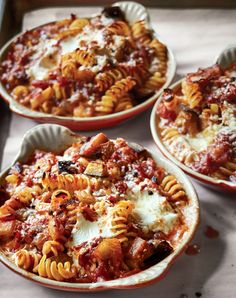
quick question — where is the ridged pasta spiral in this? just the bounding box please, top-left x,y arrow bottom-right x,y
75,50 -> 96,66
138,71 -> 166,96
69,18 -> 89,30
15,249 -> 42,272
161,128 -> 197,165
66,205 -> 80,228
118,64 -> 150,87
107,21 -> 131,36
214,158 -> 236,180
149,38 -> 167,73
111,200 -> 133,243
182,79 -> 203,109
94,68 -> 126,93
132,20 -> 152,45
161,127 -> 180,141
114,95 -> 133,112
161,175 -> 186,200
95,77 -> 136,113
42,241 -> 64,257
74,190 -> 95,204
37,255 -> 77,281
42,173 -> 103,192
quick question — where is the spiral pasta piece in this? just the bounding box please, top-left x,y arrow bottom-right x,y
95,77 -> 136,113
111,200 -> 134,243
114,95 -> 133,112
161,127 -> 180,141
107,21 -> 131,36
15,249 -> 42,272
42,241 -> 64,257
69,18 -> 89,30
37,255 -> 77,281
42,173 -> 104,192
138,71 -> 166,96
149,38 -> 167,70
132,20 -> 152,45
74,190 -> 95,204
182,79 -> 203,109
75,50 -> 96,67
161,175 -> 186,200
94,68 -> 126,93
213,158 -> 236,179
161,128 -> 197,165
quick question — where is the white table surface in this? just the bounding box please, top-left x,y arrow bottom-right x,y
0,6 -> 236,298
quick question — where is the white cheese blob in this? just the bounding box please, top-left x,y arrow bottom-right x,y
71,207 -> 115,247
130,189 -> 179,234
167,135 -> 196,163
60,27 -> 105,55
27,39 -> 59,80
186,124 -> 222,152
221,101 -> 236,128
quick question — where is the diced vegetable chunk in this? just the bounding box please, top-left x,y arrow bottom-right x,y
84,161 -> 107,177
0,220 -> 16,237
79,133 -> 108,156
94,238 -> 122,269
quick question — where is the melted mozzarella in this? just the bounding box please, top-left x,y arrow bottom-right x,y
221,101 -> 236,128
71,207 -> 115,247
186,124 -> 222,152
60,27 -> 105,55
27,39 -> 59,80
130,189 -> 179,234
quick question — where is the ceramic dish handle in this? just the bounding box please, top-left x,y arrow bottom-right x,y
12,124 -> 78,164
113,1 -> 149,23
216,44 -> 236,69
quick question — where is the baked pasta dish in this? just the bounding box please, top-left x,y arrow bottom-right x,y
0,6 -> 168,117
157,63 -> 236,183
0,133 -> 189,283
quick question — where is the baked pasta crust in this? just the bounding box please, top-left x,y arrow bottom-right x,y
0,6 -> 168,117
0,133 -> 188,283
157,63 -> 236,183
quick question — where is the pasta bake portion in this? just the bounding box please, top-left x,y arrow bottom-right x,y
0,6 -> 168,117
0,133 -> 188,282
157,63 -> 236,182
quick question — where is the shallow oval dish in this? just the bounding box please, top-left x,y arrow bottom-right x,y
150,79 -> 236,192
0,124 -> 199,291
0,1 -> 176,131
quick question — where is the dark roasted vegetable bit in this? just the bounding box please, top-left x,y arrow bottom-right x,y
102,6 -> 125,20
126,237 -> 154,269
151,176 -> 158,184
58,160 -> 76,174
162,88 -> 174,102
0,188 -> 10,206
175,108 -> 200,136
179,104 -> 199,115
143,240 -> 173,268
